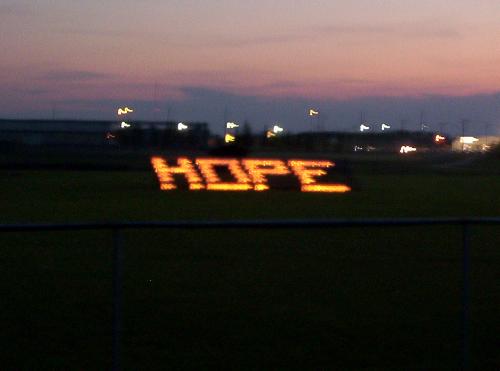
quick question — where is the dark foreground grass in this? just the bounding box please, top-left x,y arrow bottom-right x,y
1,170 -> 499,223
1,167 -> 499,369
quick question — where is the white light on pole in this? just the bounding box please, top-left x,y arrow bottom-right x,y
360,124 -> 370,132
272,125 -> 284,134
118,107 -> 134,115
435,134 -> 446,143
400,145 -> 417,154
226,122 -> 239,129
177,122 -> 188,131
381,123 -> 391,131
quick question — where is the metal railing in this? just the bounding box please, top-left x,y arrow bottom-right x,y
2,217 -> 500,370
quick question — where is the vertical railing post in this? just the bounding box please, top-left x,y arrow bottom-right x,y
461,222 -> 471,370
112,229 -> 124,371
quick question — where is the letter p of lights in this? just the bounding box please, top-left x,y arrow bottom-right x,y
242,159 -> 290,191
288,160 -> 351,193
150,157 -> 204,190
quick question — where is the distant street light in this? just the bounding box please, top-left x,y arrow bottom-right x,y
226,122 -> 239,129
121,122 -> 131,129
117,107 -> 134,115
177,122 -> 188,131
381,123 -> 391,131
225,133 -> 236,143
400,145 -> 417,154
360,124 -> 370,132
309,109 -> 320,132
435,134 -> 446,143
272,125 -> 284,134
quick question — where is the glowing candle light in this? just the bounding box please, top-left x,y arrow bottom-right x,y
288,159 -> 351,193
151,157 -> 204,190
242,159 -> 290,191
196,158 -> 253,191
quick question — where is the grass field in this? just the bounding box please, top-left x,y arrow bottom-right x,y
1,152 -> 499,369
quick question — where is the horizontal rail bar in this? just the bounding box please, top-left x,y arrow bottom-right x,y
0,217 -> 499,233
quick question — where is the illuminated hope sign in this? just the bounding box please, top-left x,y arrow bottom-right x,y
151,157 -> 352,193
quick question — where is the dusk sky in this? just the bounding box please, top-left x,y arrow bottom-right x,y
1,0 -> 499,134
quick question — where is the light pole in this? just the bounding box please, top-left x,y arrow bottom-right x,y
439,122 -> 448,134
400,119 -> 407,132
360,124 -> 370,132
223,106 -> 228,139
461,119 -> 469,152
225,121 -> 239,143
116,106 -> 134,143
484,123 -> 492,146
309,108 -> 319,132
419,110 -> 429,132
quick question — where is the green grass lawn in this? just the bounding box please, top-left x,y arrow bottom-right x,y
1,169 -> 499,223
1,157 -> 499,369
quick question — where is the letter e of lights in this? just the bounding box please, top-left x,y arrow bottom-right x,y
242,159 -> 291,191
288,160 -> 351,193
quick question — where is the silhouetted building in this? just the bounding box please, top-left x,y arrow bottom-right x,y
0,119 -> 210,150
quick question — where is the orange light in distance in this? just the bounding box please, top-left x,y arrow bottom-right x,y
288,159 -> 351,193
242,159 -> 290,191
196,158 -> 253,191
266,130 -> 276,138
435,134 -> 446,143
151,157 -> 204,191
225,133 -> 236,143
